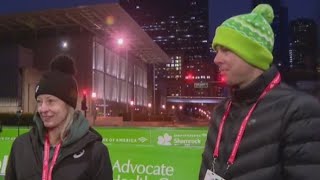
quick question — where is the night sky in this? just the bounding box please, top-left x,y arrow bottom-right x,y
1,1 -> 318,26
209,0 -> 320,40
0,0 -> 117,15
140,0 -> 208,17
141,0 -> 188,17
0,0 -> 319,43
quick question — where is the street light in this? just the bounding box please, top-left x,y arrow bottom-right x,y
130,100 -> 134,121
147,103 -> 152,121
171,105 -> 176,124
117,38 -> 124,46
61,40 -> 68,50
92,92 -> 97,125
16,109 -> 23,136
160,104 -> 166,120
116,37 -> 130,119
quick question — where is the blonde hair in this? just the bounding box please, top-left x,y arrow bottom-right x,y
59,105 -> 75,142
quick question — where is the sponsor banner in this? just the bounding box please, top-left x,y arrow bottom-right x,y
0,128 -> 30,177
0,127 -> 207,180
150,128 -> 207,147
98,128 -> 207,147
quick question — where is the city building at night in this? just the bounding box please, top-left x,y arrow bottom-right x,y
288,18 -> 318,70
283,18 -> 319,95
0,1 -> 170,120
252,0 -> 319,97
121,0 -> 222,115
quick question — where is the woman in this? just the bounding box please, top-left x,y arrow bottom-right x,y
5,55 -> 113,180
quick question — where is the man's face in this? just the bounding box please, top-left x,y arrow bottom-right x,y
214,46 -> 262,88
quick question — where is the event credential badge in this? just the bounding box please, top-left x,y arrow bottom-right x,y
204,169 -> 225,180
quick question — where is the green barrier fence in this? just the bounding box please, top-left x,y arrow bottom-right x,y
0,127 -> 208,180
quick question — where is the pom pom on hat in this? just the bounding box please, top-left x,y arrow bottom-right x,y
50,55 -> 76,75
252,4 -> 274,24
212,4 -> 275,70
35,55 -> 78,109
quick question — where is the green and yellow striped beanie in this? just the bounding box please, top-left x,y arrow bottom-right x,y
212,4 -> 274,70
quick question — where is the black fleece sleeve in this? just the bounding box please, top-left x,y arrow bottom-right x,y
5,139 -> 17,180
90,141 -> 113,180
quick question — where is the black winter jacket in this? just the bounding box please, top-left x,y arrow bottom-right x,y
199,66 -> 320,180
5,112 -> 113,180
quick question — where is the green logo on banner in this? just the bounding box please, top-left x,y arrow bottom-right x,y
157,133 -> 172,146
153,130 -> 206,147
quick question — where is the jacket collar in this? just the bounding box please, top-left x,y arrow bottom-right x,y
32,110 -> 90,147
231,65 -> 279,104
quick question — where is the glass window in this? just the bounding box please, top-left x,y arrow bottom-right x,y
95,43 -> 104,72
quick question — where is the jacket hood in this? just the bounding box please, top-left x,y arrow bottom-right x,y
33,110 -> 90,147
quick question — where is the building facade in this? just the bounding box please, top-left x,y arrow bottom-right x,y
0,2 -> 170,120
288,19 -> 318,70
121,0 -> 221,114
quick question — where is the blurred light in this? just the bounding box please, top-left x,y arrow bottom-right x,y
220,76 -> 226,83
105,16 -> 115,25
179,105 -> 183,110
130,100 -> 134,106
172,105 -> 175,110
186,74 -> 194,79
117,38 -> 124,46
82,90 -> 87,95
61,41 -> 68,49
161,105 -> 166,109
92,92 -> 97,98
147,103 -> 152,108
217,74 -> 226,84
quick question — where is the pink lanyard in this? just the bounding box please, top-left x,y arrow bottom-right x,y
42,134 -> 61,180
213,73 -> 281,170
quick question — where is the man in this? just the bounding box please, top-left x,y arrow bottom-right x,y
199,4 -> 320,180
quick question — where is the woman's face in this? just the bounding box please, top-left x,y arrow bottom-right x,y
36,94 -> 68,130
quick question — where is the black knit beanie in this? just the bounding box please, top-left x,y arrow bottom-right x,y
35,55 -> 78,109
